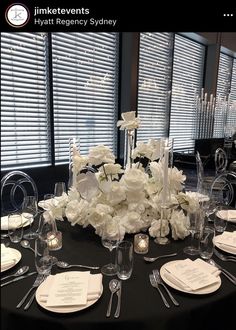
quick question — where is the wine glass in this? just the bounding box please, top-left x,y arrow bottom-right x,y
22,196 -> 38,240
54,182 -> 66,197
35,237 -> 53,275
183,212 -> 200,255
101,221 -> 122,276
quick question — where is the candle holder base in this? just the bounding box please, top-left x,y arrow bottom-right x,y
154,236 -> 170,245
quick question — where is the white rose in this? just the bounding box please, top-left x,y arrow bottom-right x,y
177,192 -> 200,213
168,166 -> 186,193
147,139 -> 161,161
120,211 -> 143,233
98,163 -> 124,179
132,142 -> 152,159
121,168 -> 148,191
169,209 -> 189,240
107,181 -> 126,205
73,154 -> 89,173
117,111 -> 140,130
88,145 -> 115,166
65,199 -> 89,227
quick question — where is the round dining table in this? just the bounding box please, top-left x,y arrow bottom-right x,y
1,219 -> 236,330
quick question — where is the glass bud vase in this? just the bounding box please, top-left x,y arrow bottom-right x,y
68,137 -> 80,188
124,129 -> 135,169
154,205 -> 170,245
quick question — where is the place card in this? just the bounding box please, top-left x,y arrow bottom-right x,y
46,271 -> 90,307
164,258 -> 219,291
215,231 -> 236,248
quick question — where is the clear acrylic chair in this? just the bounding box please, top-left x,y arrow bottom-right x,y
210,171 -> 235,207
1,170 -> 38,215
214,147 -> 228,175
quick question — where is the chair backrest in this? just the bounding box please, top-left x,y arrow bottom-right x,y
214,147 -> 228,174
210,171 -> 235,206
196,151 -> 204,192
1,170 -> 38,214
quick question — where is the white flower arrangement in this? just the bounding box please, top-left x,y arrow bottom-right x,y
44,111 -> 200,241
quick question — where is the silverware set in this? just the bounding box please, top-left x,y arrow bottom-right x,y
213,248 -> 236,262
149,269 -> 179,308
207,259 -> 236,285
106,279 -> 122,318
16,273 -> 47,310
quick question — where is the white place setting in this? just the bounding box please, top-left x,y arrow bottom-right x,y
1,244 -> 22,272
213,231 -> 236,255
160,258 -> 222,295
216,210 -> 236,224
36,271 -> 103,313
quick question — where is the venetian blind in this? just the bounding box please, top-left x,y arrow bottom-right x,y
169,34 -> 205,152
51,32 -> 119,163
1,32 -> 50,170
137,32 -> 173,142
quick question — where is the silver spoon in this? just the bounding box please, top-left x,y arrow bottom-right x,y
20,240 -> 42,256
106,279 -> 120,317
1,265 -> 29,281
144,252 -> 178,263
56,261 -> 100,270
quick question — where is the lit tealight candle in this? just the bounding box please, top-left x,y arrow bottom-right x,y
47,231 -> 62,251
134,233 -> 149,254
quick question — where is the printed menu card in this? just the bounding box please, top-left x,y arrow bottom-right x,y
46,271 -> 90,307
164,258 -> 219,291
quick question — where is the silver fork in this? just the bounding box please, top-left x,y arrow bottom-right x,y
213,248 -> 236,262
153,269 -> 179,306
16,274 -> 45,309
149,274 -> 170,308
23,274 -> 47,310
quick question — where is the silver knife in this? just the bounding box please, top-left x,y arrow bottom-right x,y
114,281 -> 122,318
1,272 -> 37,287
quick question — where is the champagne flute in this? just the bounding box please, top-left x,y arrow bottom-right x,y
101,221 -> 122,276
22,196 -> 38,240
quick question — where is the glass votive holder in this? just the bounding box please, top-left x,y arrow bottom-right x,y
47,231 -> 62,251
134,233 -> 149,254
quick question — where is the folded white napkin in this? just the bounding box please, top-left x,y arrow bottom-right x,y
164,258 -> 220,291
1,214 -> 31,230
1,244 -> 16,270
217,210 -> 236,221
39,273 -> 103,303
214,231 -> 236,251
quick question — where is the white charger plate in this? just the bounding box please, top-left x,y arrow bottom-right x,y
1,248 -> 22,272
35,276 -> 103,313
216,210 -> 236,224
1,215 -> 33,231
213,236 -> 236,255
160,260 -> 221,295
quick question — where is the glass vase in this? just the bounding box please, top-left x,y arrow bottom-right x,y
124,129 -> 135,169
68,137 -> 80,188
154,205 -> 170,245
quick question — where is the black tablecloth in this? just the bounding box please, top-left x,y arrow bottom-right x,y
1,220 -> 236,330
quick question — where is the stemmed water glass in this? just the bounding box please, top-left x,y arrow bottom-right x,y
54,182 -> 66,197
183,211 -> 200,255
101,222 -> 122,276
22,196 -> 39,240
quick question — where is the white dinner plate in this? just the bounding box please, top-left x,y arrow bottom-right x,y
1,248 -> 22,272
213,236 -> 236,255
1,215 -> 33,231
160,260 -> 221,295
216,210 -> 236,224
35,277 -> 103,313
